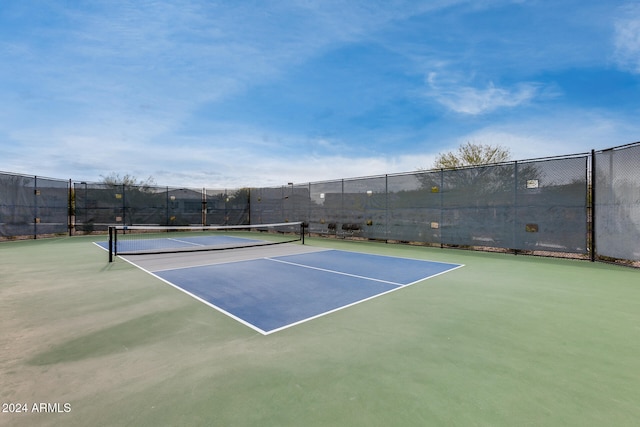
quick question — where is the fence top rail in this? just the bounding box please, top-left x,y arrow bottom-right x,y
3,143 -> 636,190
272,151 -> 592,188
0,171 -> 70,182
72,182 -> 240,193
595,141 -> 640,153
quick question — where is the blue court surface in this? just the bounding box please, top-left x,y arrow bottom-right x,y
122,249 -> 463,334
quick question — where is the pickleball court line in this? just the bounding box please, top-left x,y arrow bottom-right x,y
116,254 -> 271,334
264,282 -> 412,335
403,263 -> 466,286
165,235 -> 260,248
167,237 -> 206,247
105,244 -> 464,335
117,253 -> 406,335
264,257 -> 405,287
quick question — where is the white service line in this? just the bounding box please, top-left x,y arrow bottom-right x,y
167,237 -> 205,247
265,257 -> 404,287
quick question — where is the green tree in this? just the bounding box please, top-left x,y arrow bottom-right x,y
432,142 -> 511,169
416,142 -> 522,194
100,173 -> 158,225
100,173 -> 156,188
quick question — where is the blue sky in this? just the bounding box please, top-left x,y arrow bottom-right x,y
2,0 -> 639,188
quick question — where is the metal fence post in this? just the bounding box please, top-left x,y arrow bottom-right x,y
590,149 -> 596,262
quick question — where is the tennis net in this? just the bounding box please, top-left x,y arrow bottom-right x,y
108,222 -> 304,261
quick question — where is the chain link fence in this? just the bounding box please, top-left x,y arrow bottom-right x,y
72,183 -> 249,233
1,143 -> 638,265
0,173 -> 69,239
595,143 -> 640,263
252,154 -> 590,256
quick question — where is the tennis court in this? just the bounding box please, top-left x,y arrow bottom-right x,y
2,234 -> 639,427
107,242 -> 462,334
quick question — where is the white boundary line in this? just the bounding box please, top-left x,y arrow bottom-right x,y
93,241 -> 269,334
167,237 -> 206,247
404,263 -> 465,286
147,247 -> 332,273
117,235 -> 263,253
265,283 -> 406,335
264,262 -> 465,335
118,254 -> 270,335
265,257 -> 405,286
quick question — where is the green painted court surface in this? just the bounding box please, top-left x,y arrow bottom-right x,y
1,235 -> 639,426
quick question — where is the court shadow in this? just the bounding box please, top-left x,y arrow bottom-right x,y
28,307 -> 189,366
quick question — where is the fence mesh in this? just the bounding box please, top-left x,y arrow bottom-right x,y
0,173 -> 69,239
252,156 -> 589,255
507,156 -> 587,253
2,144 -> 638,264
440,163 -> 517,248
308,180 -> 343,236
73,183 -> 250,233
595,143 -> 640,262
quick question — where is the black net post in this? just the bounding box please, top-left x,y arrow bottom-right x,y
108,226 -> 115,262
301,221 -> 307,244
108,226 -> 112,262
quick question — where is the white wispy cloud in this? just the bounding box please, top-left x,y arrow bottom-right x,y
613,4 -> 640,73
2,0 -> 639,190
424,71 -> 546,115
